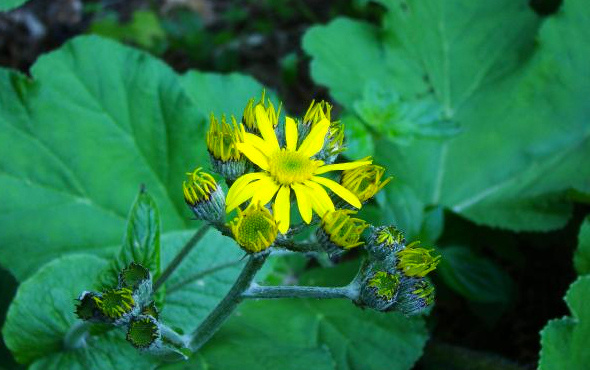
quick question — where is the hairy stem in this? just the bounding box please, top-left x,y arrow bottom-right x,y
154,224 -> 210,291
160,324 -> 189,348
243,284 -> 359,300
63,321 -> 92,350
188,253 -> 268,351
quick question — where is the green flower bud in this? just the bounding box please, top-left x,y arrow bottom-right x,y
360,270 -> 401,311
394,278 -> 435,316
183,168 -> 225,223
119,262 -> 150,290
366,225 -> 405,260
126,315 -> 160,349
141,301 -> 159,320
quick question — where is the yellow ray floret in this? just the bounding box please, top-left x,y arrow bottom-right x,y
226,105 -> 371,233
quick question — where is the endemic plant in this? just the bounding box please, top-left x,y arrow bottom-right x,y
73,92 -> 440,359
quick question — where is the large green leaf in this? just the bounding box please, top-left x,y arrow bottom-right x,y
208,299 -> 428,370
538,275 -> 590,370
0,35 -> 267,281
303,0 -> 590,233
574,216 -> 590,275
0,0 -> 27,11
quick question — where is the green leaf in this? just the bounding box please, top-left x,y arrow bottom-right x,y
0,35 -> 268,281
2,254 -> 154,369
213,299 -> 428,370
101,189 -> 161,288
303,0 -> 590,232
437,246 -> 513,303
539,275 -> 590,370
574,216 -> 590,275
180,71 -> 273,119
0,0 -> 27,11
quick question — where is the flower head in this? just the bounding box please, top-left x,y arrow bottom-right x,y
242,91 -> 281,133
206,115 -> 246,180
396,241 -> 441,277
317,209 -> 368,251
183,168 -> 225,222
395,278 -> 435,316
229,203 -> 279,253
93,288 -> 136,320
341,161 -> 392,203
226,105 -> 370,233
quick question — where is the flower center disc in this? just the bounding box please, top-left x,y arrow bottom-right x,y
268,150 -> 318,185
238,211 -> 275,246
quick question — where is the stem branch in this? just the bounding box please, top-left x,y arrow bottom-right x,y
154,224 -> 210,291
189,253 -> 268,351
243,284 -> 359,300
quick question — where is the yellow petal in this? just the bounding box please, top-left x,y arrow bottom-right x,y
226,181 -> 260,211
303,180 -> 335,217
312,176 -> 362,209
255,105 -> 280,152
285,116 -> 298,151
297,118 -> 329,157
314,160 -> 372,174
226,172 -> 267,211
244,132 -> 275,157
291,183 -> 312,224
273,186 -> 291,234
237,143 -> 270,170
250,176 -> 280,206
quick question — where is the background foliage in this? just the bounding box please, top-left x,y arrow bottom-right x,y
0,0 -> 588,369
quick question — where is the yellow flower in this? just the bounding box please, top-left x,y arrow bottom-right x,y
341,161 -> 392,203
229,203 -> 279,253
226,105 -> 370,233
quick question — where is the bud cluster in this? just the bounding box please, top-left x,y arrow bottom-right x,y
358,227 -> 440,315
75,263 -> 185,355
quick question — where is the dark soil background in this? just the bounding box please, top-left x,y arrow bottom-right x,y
1,0 -> 580,369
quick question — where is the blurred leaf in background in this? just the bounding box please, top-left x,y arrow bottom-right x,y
304,0 -> 590,236
573,216 -> 590,275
